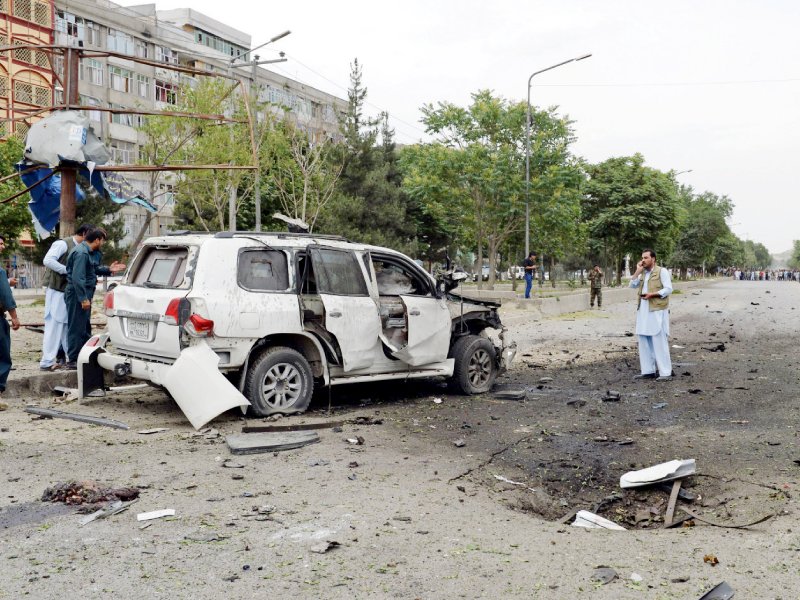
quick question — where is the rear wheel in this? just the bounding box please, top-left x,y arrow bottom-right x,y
450,334 -> 497,394
245,346 -> 314,417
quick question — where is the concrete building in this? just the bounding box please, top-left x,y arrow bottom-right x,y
47,0 -> 346,246
0,0 -> 55,140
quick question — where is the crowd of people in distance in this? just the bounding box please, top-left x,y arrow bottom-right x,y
727,268 -> 799,281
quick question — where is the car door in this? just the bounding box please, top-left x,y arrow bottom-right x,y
309,246 -> 381,372
370,253 -> 452,367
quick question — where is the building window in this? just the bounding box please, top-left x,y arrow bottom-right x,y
155,46 -> 178,65
135,39 -> 148,59
85,21 -> 100,46
13,41 -> 50,70
0,0 -> 8,14
158,183 -> 175,207
79,58 -> 103,86
192,26 -> 247,58
110,104 -> 142,128
136,74 -> 150,99
109,66 -> 133,93
79,95 -> 102,122
0,75 -> 8,98
109,140 -> 138,164
155,79 -> 177,105
13,0 -> 52,27
107,28 -> 134,55
14,80 -> 51,107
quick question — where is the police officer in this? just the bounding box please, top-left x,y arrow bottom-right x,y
64,228 -> 125,368
0,235 -> 21,402
589,264 -> 603,308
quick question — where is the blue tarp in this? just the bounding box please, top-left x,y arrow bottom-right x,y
19,162 -> 157,238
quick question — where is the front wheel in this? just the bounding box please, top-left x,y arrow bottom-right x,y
450,335 -> 497,394
244,346 -> 314,417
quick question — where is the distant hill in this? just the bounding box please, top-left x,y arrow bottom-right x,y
771,249 -> 792,267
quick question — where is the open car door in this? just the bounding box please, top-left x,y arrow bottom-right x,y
391,295 -> 451,366
309,246 -> 381,372
368,252 -> 452,368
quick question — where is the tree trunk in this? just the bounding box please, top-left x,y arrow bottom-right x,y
487,236 -> 497,290
475,238 -> 484,291
550,255 -> 556,288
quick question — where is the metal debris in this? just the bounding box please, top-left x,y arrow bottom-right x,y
25,406 -> 129,430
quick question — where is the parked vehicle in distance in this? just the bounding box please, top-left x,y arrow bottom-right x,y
79,232 -> 516,419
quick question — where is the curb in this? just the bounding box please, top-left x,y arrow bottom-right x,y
5,370 -> 78,397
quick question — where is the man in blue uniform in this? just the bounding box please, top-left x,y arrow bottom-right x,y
64,228 -> 125,368
0,235 -> 21,400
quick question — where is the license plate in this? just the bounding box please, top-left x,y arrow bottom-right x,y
127,319 -> 151,340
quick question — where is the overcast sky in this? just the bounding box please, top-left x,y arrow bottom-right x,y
130,0 -> 800,254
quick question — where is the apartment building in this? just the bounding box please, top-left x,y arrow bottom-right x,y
48,0 -> 346,246
0,0 -> 55,140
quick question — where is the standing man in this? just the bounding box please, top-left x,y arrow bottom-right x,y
523,251 -> 537,299
64,228 -> 125,368
630,248 -> 673,381
40,223 -> 93,371
588,265 -> 603,308
0,235 -> 21,403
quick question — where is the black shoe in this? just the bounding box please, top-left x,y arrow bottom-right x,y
64,362 -> 77,371
633,373 -> 657,380
39,364 -> 57,371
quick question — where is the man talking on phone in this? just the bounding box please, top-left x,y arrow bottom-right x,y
629,248 -> 673,381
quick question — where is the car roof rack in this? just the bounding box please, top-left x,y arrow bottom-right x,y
163,230 -> 213,236
214,231 -> 349,242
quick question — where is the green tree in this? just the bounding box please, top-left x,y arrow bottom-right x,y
788,240 -> 800,269
711,232 -> 745,270
401,90 -> 581,288
669,190 -> 733,278
0,137 -> 34,245
583,154 -> 682,284
319,60 -> 416,252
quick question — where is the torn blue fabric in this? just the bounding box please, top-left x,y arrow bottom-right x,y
18,162 -> 156,238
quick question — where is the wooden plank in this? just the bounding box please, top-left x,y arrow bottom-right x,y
663,479 -> 682,528
226,431 -> 320,455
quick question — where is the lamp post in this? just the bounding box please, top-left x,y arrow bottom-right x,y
525,53 -> 591,258
229,30 -> 291,231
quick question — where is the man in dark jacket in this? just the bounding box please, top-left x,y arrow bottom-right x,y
0,235 -> 21,400
64,228 -> 125,367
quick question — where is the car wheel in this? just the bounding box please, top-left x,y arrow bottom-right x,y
244,346 -> 314,417
450,335 -> 497,394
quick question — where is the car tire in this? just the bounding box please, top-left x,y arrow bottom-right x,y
450,334 -> 497,394
244,346 -> 314,417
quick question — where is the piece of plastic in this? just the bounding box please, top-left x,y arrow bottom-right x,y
572,510 -> 627,530
23,111 -> 109,167
161,343 -> 250,430
620,459 -> 696,489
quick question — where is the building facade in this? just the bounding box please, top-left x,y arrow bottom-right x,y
41,0 -> 345,246
0,0 -> 55,140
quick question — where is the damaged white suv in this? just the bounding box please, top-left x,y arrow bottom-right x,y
79,232 -> 515,425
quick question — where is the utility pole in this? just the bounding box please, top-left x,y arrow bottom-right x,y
252,55 -> 261,232
60,46 -> 80,237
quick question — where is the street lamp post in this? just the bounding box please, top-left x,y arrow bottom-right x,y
525,53 -> 591,258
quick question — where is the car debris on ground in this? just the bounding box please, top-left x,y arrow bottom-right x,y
697,581 -> 735,599
571,510 -> 626,531
226,431 -> 320,454
136,509 -> 176,521
620,459 -> 696,489
25,406 -> 130,430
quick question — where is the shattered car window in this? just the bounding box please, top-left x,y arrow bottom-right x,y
238,250 -> 289,291
313,248 -> 368,296
372,257 -> 429,296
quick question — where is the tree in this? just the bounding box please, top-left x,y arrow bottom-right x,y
583,154 -> 682,284
788,240 -> 800,269
269,119 -> 343,231
669,190 -> 733,278
0,137 -> 34,245
401,90 -> 581,288
318,60 -> 416,253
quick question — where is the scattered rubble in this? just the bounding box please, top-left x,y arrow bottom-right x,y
42,481 -> 140,506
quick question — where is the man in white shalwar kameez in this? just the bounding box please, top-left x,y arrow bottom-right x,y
39,224 -> 92,370
629,248 -> 673,381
